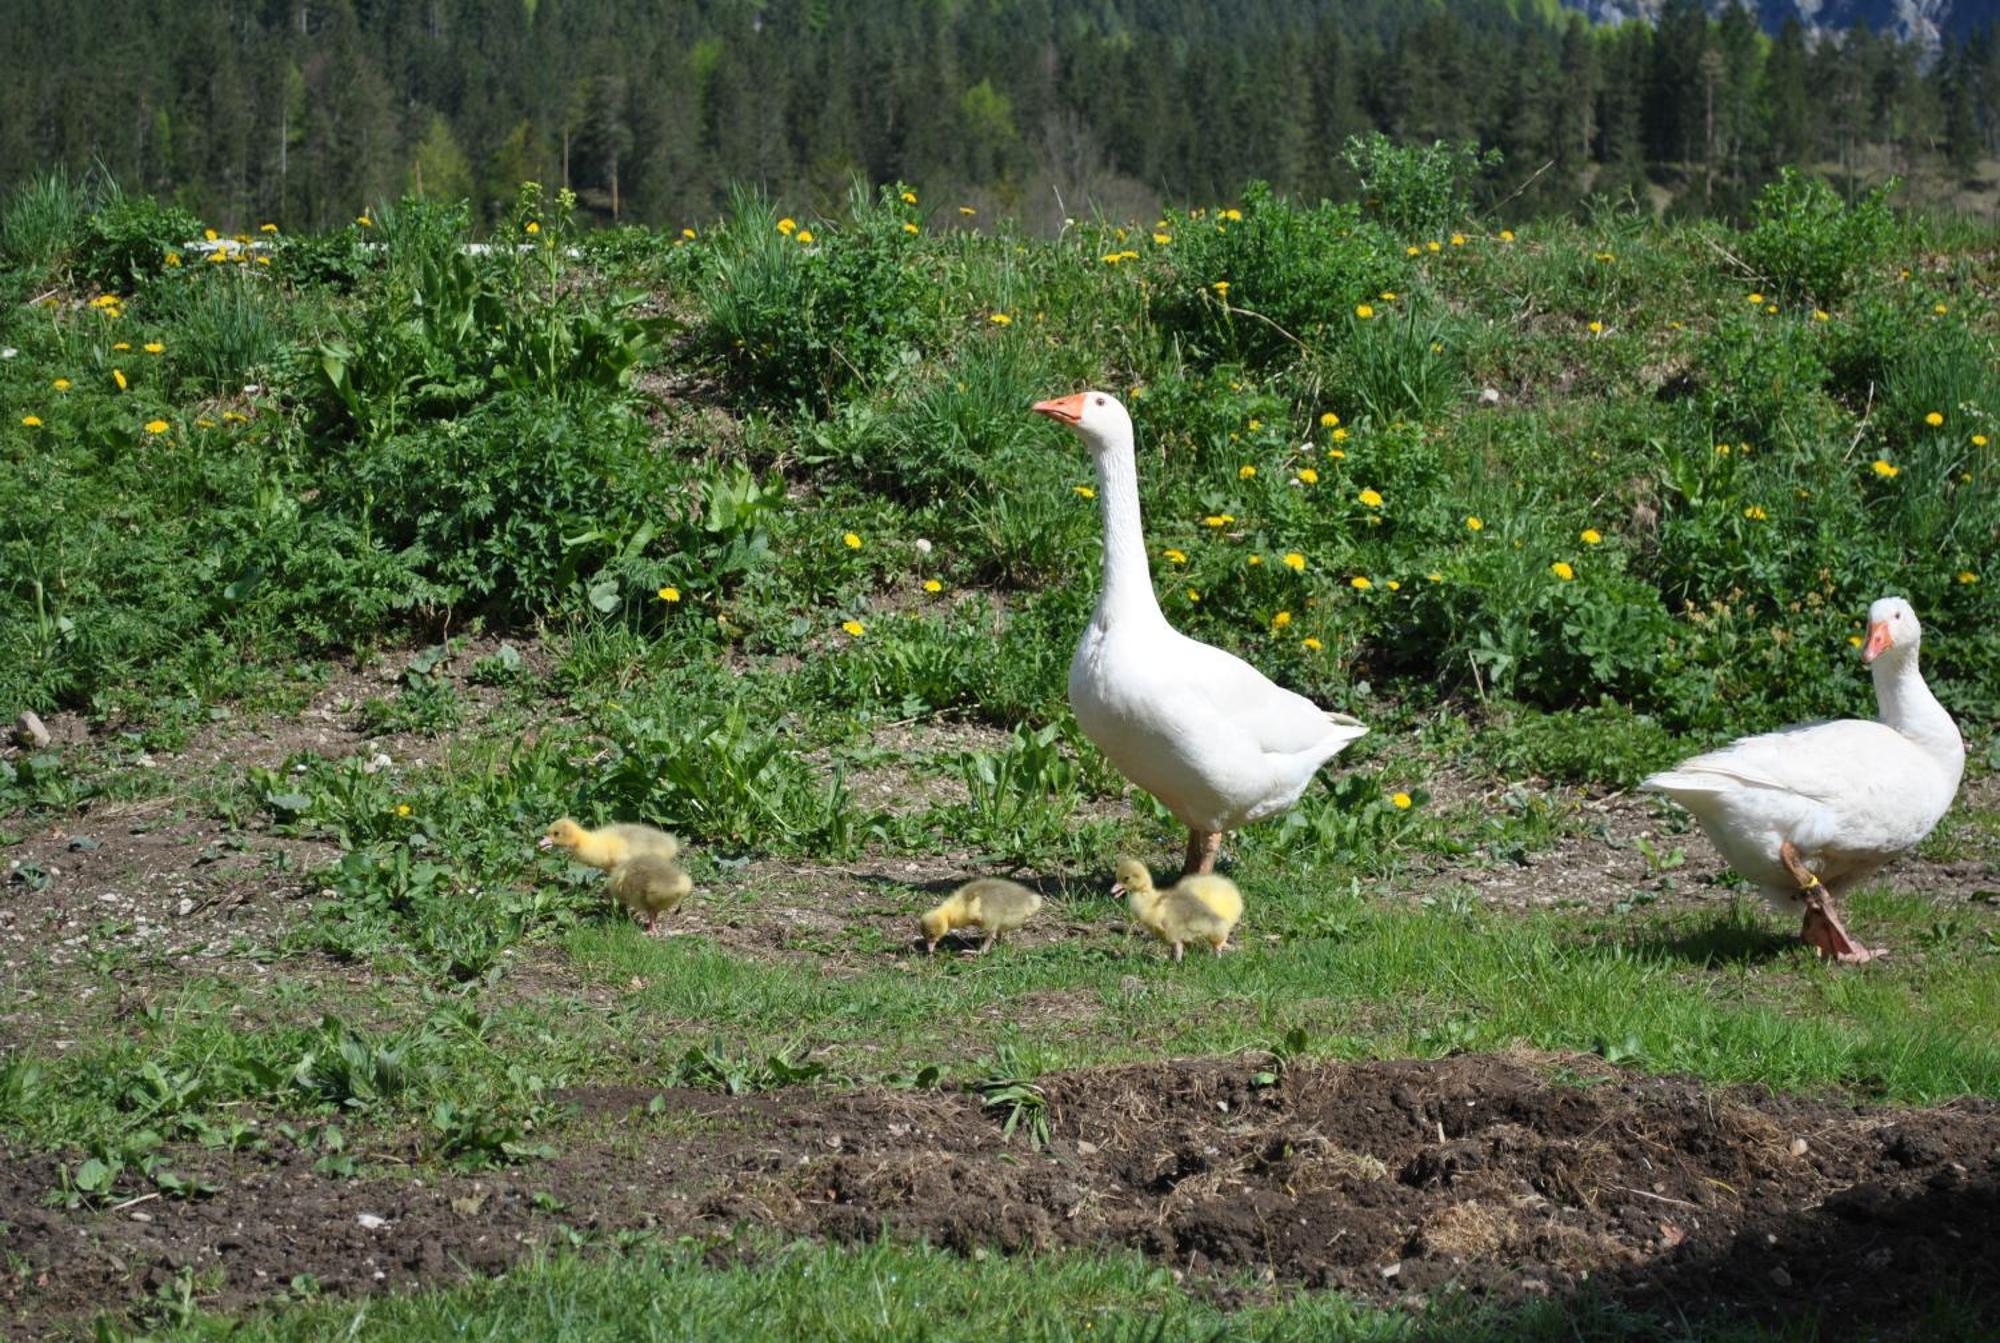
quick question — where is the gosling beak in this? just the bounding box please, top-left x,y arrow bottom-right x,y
922,939 -> 937,955
1110,881 -> 1126,898
1861,621 -> 1893,664
535,835 -> 554,851
1031,393 -> 1086,426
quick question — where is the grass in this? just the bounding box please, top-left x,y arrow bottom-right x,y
127,1232 -> 1966,1343
3,165 -> 1999,1337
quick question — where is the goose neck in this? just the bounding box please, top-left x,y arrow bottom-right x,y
1090,434 -> 1161,624
1873,650 -> 1965,782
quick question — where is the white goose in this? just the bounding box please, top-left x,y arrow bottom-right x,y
1642,596 -> 1963,963
1032,391 -> 1368,877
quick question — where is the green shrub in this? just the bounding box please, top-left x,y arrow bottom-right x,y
75,191 -> 203,291
701,182 -> 940,410
1341,133 -> 1501,239
1740,169 -> 1894,305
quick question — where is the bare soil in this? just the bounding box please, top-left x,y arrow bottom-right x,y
3,1053 -> 1995,1340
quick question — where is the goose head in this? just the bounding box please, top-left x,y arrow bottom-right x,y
1861,596 -> 1920,665
1032,390 -> 1132,455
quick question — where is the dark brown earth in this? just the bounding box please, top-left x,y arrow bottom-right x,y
4,1053 -> 1995,1340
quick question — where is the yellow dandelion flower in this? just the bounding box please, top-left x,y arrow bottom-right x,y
1406,245 -> 1421,257
52,378 -> 70,392
1331,428 -> 1349,442
112,369 -> 127,391
1247,555 -> 1263,566
1747,292 -> 1764,304
842,620 -> 866,637
1296,468 -> 1319,485
260,223 -> 278,233
1350,576 -> 1373,590
1355,303 -> 1374,319
1320,412 -> 1339,428
1872,459 -> 1900,479
1465,515 -> 1483,531
1550,561 -> 1575,581
796,229 -> 814,244
1813,309 -> 1830,322
1239,465 -> 1257,479
1153,232 -> 1171,245
1848,634 -> 1864,648
989,313 -> 1012,326
1075,485 -> 1096,499
144,419 -> 169,434
1186,589 -> 1201,603
901,190 -> 918,204
1426,240 -> 1441,252
1386,579 -> 1402,591
1450,234 -> 1466,247
1248,419 -> 1262,431
959,205 -> 976,216
356,215 -> 372,228
524,221 -> 541,235
1213,280 -> 1230,295
902,222 -> 919,235
1203,514 -> 1234,528
1163,549 -> 1188,565
842,532 -> 862,549
222,411 -> 247,423
112,341 -> 130,351
1391,791 -> 1413,809
1934,303 -> 1948,315
1743,505 -> 1768,521
20,415 -> 42,427
1271,611 -> 1292,629
1499,229 -> 1515,242
1587,320 -> 1603,334
203,228 -> 218,242
163,251 -> 181,267
143,342 -> 163,354
682,227 -> 696,240
1284,552 -> 1306,572
1301,637 -> 1323,651
658,587 -> 681,602
395,804 -> 412,817
1958,571 -> 1978,584
923,579 -> 944,594
1925,411 -> 1945,427
1357,488 -> 1383,508
1427,572 -> 1443,582
1379,291 -> 1398,301
1327,448 -> 1346,459
1974,434 -> 1989,447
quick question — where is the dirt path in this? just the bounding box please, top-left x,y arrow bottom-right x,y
4,1053 -> 1994,1339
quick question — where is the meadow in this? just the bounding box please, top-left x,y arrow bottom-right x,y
1,157 -> 1997,1340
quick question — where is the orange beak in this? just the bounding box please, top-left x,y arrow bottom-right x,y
1031,393 -> 1086,425
1861,621 -> 1893,663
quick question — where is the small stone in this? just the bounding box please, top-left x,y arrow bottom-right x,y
356,1213 -> 389,1231
363,752 -> 392,774
1379,1262 -> 1401,1279
1478,387 -> 1501,406
177,897 -> 196,917
1769,1266 -> 1792,1288
1788,1138 -> 1808,1157
13,711 -> 51,750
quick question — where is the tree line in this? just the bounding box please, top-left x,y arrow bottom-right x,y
7,0 -> 2000,233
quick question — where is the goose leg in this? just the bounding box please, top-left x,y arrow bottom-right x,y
1171,941 -> 1185,964
975,931 -> 996,956
1181,829 -> 1221,879
1778,842 -> 1881,964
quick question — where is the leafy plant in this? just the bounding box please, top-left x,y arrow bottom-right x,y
1740,169 -> 1893,305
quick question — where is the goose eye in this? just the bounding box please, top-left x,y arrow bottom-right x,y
1094,396 -> 1106,406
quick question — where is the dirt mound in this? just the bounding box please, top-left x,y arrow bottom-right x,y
3,1053 -> 1995,1339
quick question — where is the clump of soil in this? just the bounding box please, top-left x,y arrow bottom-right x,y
3,1053 -> 1995,1339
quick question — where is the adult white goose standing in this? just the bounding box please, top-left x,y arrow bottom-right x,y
1641,596 -> 1962,963
1032,391 -> 1368,878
